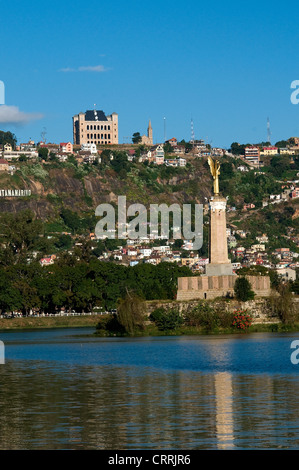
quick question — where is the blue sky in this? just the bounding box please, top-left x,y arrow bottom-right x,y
1,0 -> 299,148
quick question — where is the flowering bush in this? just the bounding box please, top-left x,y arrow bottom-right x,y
232,309 -> 253,331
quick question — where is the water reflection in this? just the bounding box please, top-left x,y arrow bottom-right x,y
215,372 -> 234,449
0,359 -> 298,449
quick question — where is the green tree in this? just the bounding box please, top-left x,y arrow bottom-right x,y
230,142 -> 246,155
110,151 -> 129,173
60,208 -> 82,234
163,142 -> 173,154
0,210 -> 43,265
54,234 -> 73,251
38,147 -> 49,161
275,140 -> 289,148
274,283 -> 296,324
234,277 -> 255,301
0,130 -> 17,149
49,152 -> 58,162
269,156 -> 290,177
149,307 -> 183,331
116,291 -> 146,334
132,132 -> 142,144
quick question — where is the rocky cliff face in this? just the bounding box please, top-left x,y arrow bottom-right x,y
0,164 -> 212,220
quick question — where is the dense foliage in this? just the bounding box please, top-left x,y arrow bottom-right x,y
234,277 -> 255,301
0,130 -> 17,148
0,259 -> 193,315
232,310 -> 253,331
149,307 -> 183,331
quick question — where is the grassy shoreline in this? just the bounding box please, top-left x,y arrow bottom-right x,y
0,315 -> 298,336
95,321 -> 299,337
0,315 -> 101,331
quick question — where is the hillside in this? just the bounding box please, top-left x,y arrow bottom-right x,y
0,159 -> 213,221
0,155 -> 298,252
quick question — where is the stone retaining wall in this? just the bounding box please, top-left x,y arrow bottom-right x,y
177,275 -> 271,301
145,297 -> 299,323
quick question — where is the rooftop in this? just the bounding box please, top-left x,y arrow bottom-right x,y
84,110 -> 107,122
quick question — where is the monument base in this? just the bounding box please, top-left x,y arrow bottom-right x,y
176,275 -> 271,301
204,263 -> 235,276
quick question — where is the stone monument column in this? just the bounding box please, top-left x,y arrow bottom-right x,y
205,194 -> 234,276
204,157 -> 234,277
209,196 -> 229,265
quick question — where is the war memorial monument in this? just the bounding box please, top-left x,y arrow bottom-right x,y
177,157 -> 271,300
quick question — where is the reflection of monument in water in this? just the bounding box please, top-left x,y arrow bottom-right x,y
177,157 -> 271,300
214,372 -> 234,450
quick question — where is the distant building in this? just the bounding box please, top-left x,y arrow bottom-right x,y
212,147 -> 224,156
165,137 -> 177,147
178,157 -> 186,167
39,254 -> 56,267
81,143 -> 97,154
0,159 -> 9,171
237,165 -> 249,172
3,143 -> 12,152
141,120 -> 153,146
243,203 -> 255,210
290,188 -> 299,199
2,150 -> 38,160
154,145 -> 164,165
73,109 -> 118,145
276,267 -> 296,281
260,146 -> 278,156
256,234 -> 269,244
20,140 -> 35,151
279,148 -> 295,155
244,146 -> 260,165
59,142 -> 73,154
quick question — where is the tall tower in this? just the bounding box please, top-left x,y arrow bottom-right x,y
191,118 -> 195,146
205,157 -> 234,276
267,117 -> 271,144
206,196 -> 231,272
147,120 -> 153,145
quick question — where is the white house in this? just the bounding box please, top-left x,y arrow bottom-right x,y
81,143 -> 97,154
154,145 -> 164,165
178,157 -> 186,167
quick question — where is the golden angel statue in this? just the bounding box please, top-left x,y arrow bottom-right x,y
208,156 -> 220,195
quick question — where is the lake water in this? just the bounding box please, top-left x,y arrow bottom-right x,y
0,327 -> 298,450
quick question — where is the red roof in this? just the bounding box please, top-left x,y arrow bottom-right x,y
0,159 -> 9,164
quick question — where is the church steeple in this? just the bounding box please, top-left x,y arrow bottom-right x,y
147,119 -> 153,145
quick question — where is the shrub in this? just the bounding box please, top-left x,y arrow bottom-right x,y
150,307 -> 183,331
96,314 -> 124,334
234,277 -> 255,301
116,292 -> 146,335
184,301 -> 235,331
214,308 -> 235,328
184,301 -> 215,328
232,309 -> 253,331
275,284 -> 296,324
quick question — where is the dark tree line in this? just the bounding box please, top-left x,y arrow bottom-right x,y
0,130 -> 17,149
0,259 -> 193,315
0,209 -> 193,314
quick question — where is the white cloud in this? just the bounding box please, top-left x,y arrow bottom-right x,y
0,105 -> 43,125
78,65 -> 108,72
59,64 -> 109,73
60,67 -> 76,72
